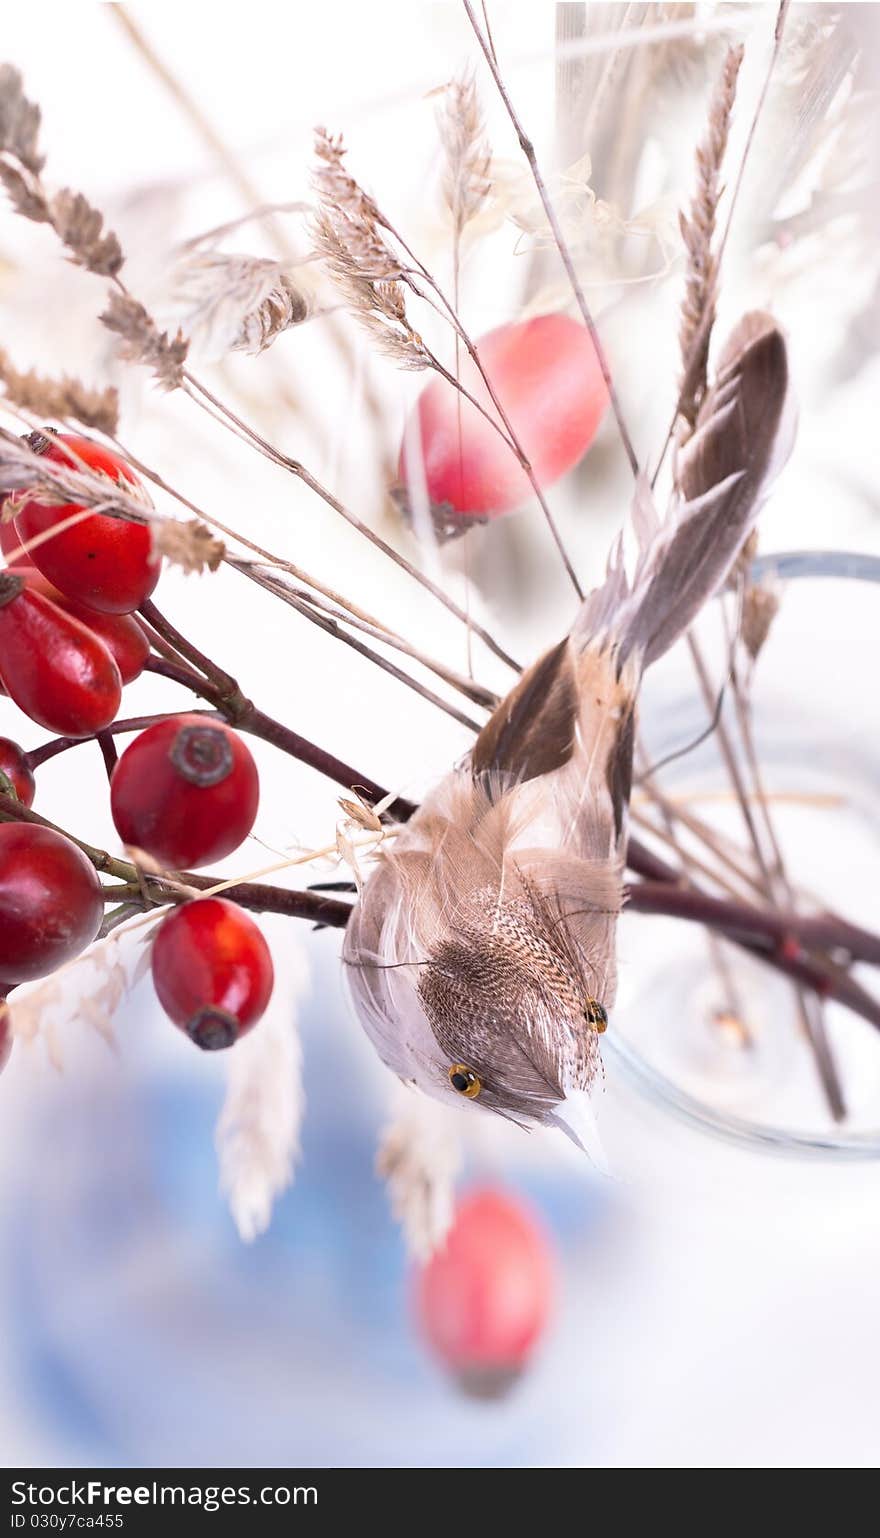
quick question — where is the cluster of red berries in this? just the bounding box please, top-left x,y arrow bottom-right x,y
0,432 -> 273,1075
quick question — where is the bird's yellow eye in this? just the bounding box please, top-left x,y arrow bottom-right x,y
585,998 -> 608,1033
448,1064 -> 482,1098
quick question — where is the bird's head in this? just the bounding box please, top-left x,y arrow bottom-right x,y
344,856 -> 618,1159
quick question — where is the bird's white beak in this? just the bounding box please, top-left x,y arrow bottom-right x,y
548,1090 -> 610,1173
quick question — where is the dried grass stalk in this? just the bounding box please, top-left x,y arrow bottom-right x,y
215,945 -> 309,1242
0,347 -> 119,435
7,927 -> 152,1069
678,43 -> 744,430
439,70 -> 492,239
312,129 -> 429,368
376,1098 -> 461,1258
101,292 -> 189,391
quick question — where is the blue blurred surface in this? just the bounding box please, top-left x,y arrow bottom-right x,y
2,945 -> 608,1468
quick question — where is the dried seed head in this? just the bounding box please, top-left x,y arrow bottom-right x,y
101,292 -> 188,391
49,187 -> 123,277
678,43 -> 745,431
311,129 -> 430,369
438,70 -> 492,240
0,158 -> 49,222
0,64 -> 44,174
167,251 -> 311,361
741,581 -> 780,662
0,348 -> 119,436
150,518 -> 225,576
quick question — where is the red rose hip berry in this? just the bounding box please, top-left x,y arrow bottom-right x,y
12,433 -> 159,614
414,1187 -> 555,1397
0,823 -> 104,984
151,897 -> 274,1050
110,714 -> 259,869
0,572 -> 122,736
398,312 -> 608,534
0,737 -> 35,807
17,565 -> 150,684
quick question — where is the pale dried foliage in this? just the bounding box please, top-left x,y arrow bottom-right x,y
312,128 -> 430,369
678,43 -> 744,429
438,70 -> 492,240
167,251 -> 311,361
0,347 -> 119,436
151,517 -> 225,575
101,292 -> 189,391
0,67 -> 123,277
7,927 -> 153,1070
215,945 -> 309,1242
376,1098 -> 461,1258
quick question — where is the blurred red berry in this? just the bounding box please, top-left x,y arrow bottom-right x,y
151,897 -> 274,1050
0,823 -> 104,984
398,313 -> 608,534
414,1187 -> 555,1397
0,572 -> 122,736
0,1010 -> 11,1076
0,737 -> 35,807
110,714 -> 259,869
17,565 -> 150,684
12,433 -> 159,614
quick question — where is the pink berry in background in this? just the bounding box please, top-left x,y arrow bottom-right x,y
397,312 -> 608,536
413,1186 -> 555,1397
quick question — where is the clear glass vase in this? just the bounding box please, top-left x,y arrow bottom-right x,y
602,552 -> 880,1165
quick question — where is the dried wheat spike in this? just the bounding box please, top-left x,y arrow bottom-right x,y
312,129 -> 430,369
101,292 -> 189,391
0,347 -> 119,436
678,43 -> 744,431
439,70 -> 492,240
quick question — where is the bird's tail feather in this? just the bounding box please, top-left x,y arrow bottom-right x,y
574,311 -> 796,670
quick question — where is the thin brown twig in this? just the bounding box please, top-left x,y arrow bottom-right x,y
180,371 -> 521,671
7,779 -> 877,1030
108,435 -> 499,709
462,0 -> 640,477
384,223 -> 584,598
722,604 -> 845,1118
